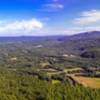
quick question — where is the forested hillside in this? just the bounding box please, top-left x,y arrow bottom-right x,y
0,31 -> 100,100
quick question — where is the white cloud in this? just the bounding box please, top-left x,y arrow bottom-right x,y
39,3 -> 64,12
0,18 -> 43,36
73,10 -> 100,25
44,4 -> 64,9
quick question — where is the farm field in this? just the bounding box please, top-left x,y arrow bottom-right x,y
38,66 -> 100,89
72,76 -> 100,88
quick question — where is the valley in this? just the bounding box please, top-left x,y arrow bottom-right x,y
0,31 -> 99,99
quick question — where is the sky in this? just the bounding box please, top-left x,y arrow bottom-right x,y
0,0 -> 100,36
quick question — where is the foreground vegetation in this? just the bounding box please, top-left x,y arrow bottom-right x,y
0,69 -> 100,100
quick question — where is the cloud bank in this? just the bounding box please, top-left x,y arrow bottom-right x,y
74,10 -> 100,25
0,18 -> 43,36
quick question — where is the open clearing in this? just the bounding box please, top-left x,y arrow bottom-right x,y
63,67 -> 83,72
39,67 -> 100,89
72,76 -> 100,88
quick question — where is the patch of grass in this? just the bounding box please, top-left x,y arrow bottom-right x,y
63,67 -> 83,73
52,80 -> 61,84
72,76 -> 100,88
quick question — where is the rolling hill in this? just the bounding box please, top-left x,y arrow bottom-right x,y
0,31 -> 99,68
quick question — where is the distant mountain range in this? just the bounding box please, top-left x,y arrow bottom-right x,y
0,31 -> 99,42
0,31 -> 99,67
68,31 -> 100,40
0,35 -> 66,42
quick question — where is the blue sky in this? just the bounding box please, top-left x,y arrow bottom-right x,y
0,0 -> 100,36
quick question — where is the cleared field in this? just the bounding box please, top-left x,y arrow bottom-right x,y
72,76 -> 100,88
63,67 -> 83,72
52,80 -> 61,84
